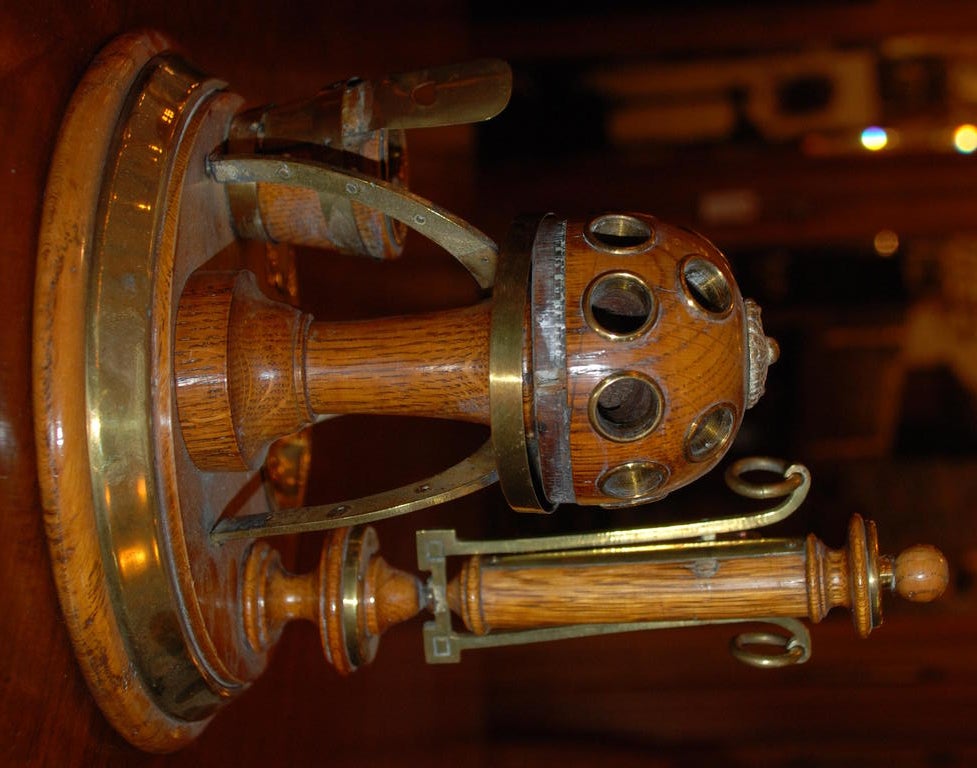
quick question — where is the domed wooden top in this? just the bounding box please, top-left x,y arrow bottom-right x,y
893,545 -> 949,603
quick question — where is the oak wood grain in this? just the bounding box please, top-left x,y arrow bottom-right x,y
176,272 -> 491,469
448,518 -> 947,636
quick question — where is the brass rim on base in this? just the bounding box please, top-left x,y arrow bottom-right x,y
34,32 -> 274,751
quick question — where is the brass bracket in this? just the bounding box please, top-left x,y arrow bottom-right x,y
417,458 -> 812,664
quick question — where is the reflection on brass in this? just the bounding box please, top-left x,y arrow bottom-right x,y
583,271 -> 658,341
729,620 -> 812,668
724,456 -> 805,500
490,215 -> 554,513
588,371 -> 664,443
85,54 -> 227,719
584,213 -> 655,254
342,527 -> 380,669
680,254 -> 734,318
212,439 -> 498,542
685,403 -> 737,462
596,460 -> 669,499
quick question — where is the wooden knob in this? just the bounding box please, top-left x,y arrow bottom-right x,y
241,527 -> 423,675
891,545 -> 949,603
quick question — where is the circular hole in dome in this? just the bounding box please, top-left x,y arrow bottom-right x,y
589,372 -> 663,442
598,461 -> 669,500
681,256 -> 733,316
685,404 -> 736,462
584,272 -> 657,340
586,214 -> 653,252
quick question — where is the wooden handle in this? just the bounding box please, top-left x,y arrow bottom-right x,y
447,515 -> 949,638
241,528 -> 423,675
305,301 -> 490,424
248,184 -> 406,259
175,270 -> 490,469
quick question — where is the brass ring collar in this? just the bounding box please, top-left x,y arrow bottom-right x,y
489,215 -> 555,513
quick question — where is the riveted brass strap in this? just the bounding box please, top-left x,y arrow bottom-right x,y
208,154 -> 497,289
489,214 -> 554,513
210,439 -> 498,541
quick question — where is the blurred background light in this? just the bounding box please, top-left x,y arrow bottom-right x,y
953,123 -> 977,153
861,125 -> 889,151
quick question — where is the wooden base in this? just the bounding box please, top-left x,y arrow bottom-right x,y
33,32 -> 305,751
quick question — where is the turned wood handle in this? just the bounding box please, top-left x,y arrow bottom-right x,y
248,184 -> 406,259
447,515 -> 948,638
175,270 -> 490,469
242,527 -> 423,674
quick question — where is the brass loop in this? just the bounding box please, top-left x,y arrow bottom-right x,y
729,620 -> 811,669
725,456 -> 806,500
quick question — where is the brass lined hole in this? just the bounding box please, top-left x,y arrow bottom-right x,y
584,272 -> 657,340
681,256 -> 733,316
585,214 -> 653,252
589,372 -> 663,442
686,404 -> 736,462
598,461 -> 669,500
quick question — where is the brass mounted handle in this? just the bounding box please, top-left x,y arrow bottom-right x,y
233,458 -> 947,673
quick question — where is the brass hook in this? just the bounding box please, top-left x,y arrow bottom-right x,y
729,618 -> 812,668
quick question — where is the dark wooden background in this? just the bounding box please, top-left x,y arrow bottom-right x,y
3,2 -> 977,765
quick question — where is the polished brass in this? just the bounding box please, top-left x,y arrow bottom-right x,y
342,527 -> 380,669
489,215 -> 554,513
685,403 -> 737,462
680,254 -> 734,318
729,620 -> 812,668
588,371 -> 664,443
583,213 -> 655,254
582,270 -> 658,341
724,456 -> 805,499
596,460 -> 669,500
84,54 -> 230,719
211,439 -> 498,541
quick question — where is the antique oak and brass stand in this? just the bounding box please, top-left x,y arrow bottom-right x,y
34,32 -> 948,752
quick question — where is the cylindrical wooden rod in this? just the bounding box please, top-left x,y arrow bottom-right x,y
305,302 -> 491,425
449,549 -> 810,632
447,516 -> 949,638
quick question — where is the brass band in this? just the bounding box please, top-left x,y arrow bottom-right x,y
490,215 -> 555,513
